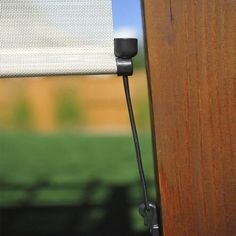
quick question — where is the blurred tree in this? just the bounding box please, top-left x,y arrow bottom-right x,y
11,97 -> 32,130
56,89 -> 83,129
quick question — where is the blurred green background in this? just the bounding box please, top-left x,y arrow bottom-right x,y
0,71 -> 155,236
0,132 -> 155,233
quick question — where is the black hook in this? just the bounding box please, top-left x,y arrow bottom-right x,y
139,202 -> 160,236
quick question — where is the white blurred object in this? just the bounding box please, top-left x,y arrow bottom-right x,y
0,0 -> 117,77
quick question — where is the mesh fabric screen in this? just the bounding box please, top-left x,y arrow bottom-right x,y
0,0 -> 117,77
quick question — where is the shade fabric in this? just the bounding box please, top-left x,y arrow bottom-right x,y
0,0 -> 117,77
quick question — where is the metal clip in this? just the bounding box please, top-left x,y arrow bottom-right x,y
139,202 -> 160,236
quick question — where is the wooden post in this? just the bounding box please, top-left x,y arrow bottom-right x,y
142,0 -> 236,235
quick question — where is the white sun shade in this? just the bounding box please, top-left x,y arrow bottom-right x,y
0,0 -> 117,77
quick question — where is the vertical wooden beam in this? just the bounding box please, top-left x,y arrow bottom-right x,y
142,0 -> 236,235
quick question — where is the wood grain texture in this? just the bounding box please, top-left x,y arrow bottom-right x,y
142,0 -> 236,235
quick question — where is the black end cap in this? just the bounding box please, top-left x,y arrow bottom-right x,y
114,38 -> 138,59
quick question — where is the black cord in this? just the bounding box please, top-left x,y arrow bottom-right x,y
122,75 -> 149,210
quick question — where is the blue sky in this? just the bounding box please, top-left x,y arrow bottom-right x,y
112,0 -> 143,37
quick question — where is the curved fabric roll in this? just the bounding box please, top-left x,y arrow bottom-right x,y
0,0 -> 117,77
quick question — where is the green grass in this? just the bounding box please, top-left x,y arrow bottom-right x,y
0,132 -> 156,232
0,132 -> 155,205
